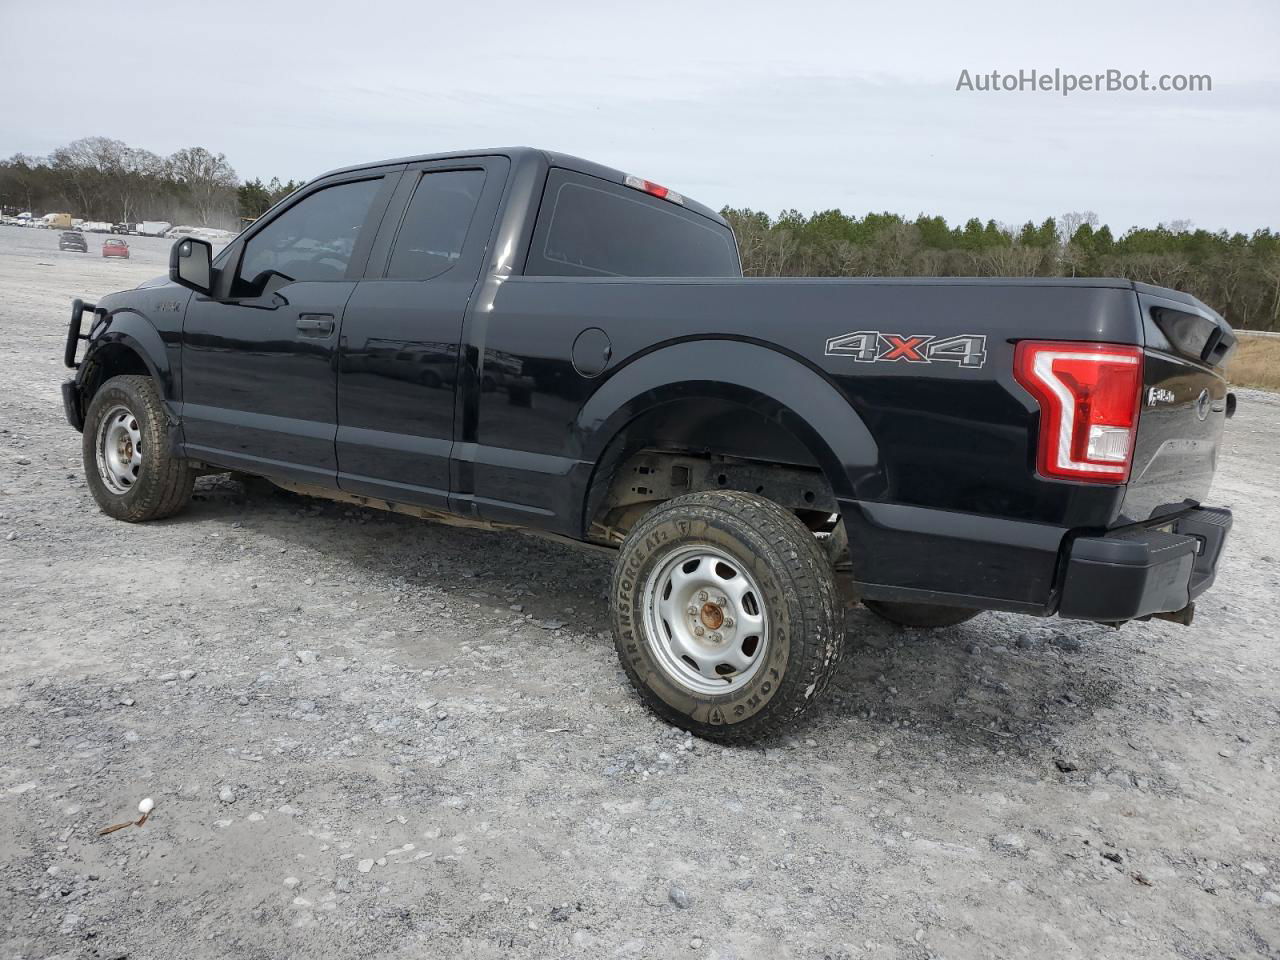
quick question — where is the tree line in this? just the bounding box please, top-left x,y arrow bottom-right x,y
4,137 -> 1275,330
0,137 -> 301,230
723,207 -> 1280,331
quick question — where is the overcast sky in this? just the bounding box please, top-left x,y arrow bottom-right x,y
2,0 -> 1276,233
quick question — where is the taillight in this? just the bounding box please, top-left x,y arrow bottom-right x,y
624,174 -> 685,205
1013,340 -> 1144,484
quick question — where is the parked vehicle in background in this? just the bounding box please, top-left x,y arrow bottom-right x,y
136,221 -> 172,237
101,238 -> 129,258
44,212 -> 73,230
58,231 -> 88,252
112,222 -> 137,235
81,221 -> 115,233
59,147 -> 1236,743
165,225 -> 237,245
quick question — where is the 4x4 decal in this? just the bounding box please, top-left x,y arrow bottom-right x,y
825,330 -> 988,368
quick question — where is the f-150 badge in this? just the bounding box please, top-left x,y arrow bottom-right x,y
825,330 -> 987,368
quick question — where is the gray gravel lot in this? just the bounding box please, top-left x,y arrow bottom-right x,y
1,223 -> 1278,959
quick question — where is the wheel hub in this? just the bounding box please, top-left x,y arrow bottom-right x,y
699,602 -> 724,631
95,404 -> 143,495
641,545 -> 769,695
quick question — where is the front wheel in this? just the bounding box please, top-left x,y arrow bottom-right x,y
610,491 -> 843,744
82,374 -> 195,522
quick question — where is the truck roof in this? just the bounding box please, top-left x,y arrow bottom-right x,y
316,146 -> 728,226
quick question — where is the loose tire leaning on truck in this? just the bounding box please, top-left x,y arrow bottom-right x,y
610,490 -> 843,744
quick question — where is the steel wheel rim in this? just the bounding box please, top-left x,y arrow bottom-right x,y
641,544 -> 770,695
95,404 -> 143,495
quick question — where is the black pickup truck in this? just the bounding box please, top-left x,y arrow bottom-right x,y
62,147 -> 1236,742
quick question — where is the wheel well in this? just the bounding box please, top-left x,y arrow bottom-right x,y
80,343 -> 152,408
584,400 -> 840,545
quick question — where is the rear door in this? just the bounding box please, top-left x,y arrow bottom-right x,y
1122,286 -> 1235,522
335,156 -> 507,508
180,171 -> 399,483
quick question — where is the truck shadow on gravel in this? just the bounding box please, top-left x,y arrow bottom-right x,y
189,476 -> 1129,755
828,610 -> 1131,759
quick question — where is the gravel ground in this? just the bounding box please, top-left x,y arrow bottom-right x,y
1,223 -> 1278,959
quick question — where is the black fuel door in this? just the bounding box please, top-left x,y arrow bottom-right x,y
571,327 -> 612,378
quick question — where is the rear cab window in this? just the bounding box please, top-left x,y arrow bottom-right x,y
525,168 -> 739,278
384,169 -> 487,280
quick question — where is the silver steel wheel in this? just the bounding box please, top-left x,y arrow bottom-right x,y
95,404 -> 143,495
641,544 -> 769,695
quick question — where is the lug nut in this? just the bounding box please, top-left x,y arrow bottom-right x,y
709,632 -> 722,643
722,617 -> 735,629
693,625 -> 705,637
696,590 -> 708,603
687,605 -> 699,617
716,595 -> 728,607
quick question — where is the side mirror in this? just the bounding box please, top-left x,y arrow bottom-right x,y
170,237 -> 213,294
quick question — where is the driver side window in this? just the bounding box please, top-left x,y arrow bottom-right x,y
233,177 -> 381,296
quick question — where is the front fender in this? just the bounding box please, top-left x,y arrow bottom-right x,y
82,310 -> 174,400
577,338 -> 884,506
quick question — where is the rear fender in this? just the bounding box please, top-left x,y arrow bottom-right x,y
577,339 -> 882,531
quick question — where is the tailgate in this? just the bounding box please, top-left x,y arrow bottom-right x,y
1121,286 -> 1234,523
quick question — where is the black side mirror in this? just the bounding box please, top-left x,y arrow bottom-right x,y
170,237 -> 213,294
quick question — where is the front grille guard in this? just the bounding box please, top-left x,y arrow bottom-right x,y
64,298 -> 105,369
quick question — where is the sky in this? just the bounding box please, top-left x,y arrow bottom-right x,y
2,0 -> 1277,234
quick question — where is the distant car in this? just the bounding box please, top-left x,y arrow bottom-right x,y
59,231 -> 88,252
101,238 -> 130,259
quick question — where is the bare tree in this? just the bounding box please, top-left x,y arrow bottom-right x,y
167,147 -> 239,227
1259,253 -> 1280,331
979,245 -> 1045,277
1058,210 -> 1098,247
48,137 -> 127,218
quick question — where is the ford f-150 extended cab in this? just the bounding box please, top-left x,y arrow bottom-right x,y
61,147 -> 1236,743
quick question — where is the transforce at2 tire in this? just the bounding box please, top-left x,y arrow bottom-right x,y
82,374 -> 195,522
610,491 -> 843,744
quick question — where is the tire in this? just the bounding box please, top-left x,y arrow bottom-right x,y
863,599 -> 980,628
82,374 -> 195,522
610,491 -> 842,744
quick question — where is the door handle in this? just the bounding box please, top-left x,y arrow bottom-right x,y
296,314 -> 335,336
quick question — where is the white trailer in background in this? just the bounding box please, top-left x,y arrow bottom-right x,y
136,221 -> 172,237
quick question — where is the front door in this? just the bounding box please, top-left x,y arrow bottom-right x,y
180,172 -> 397,483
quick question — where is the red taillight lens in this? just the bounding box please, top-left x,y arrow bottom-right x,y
1013,340 -> 1144,484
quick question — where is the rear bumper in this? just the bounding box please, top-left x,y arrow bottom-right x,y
1058,506 -> 1231,621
